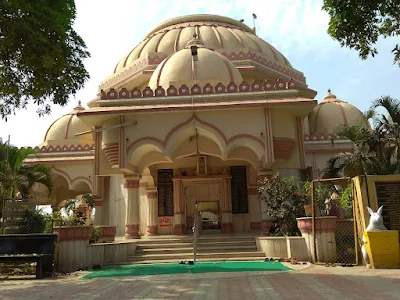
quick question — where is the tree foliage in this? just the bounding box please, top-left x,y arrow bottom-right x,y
0,0 -> 90,119
258,173 -> 306,236
322,0 -> 400,65
324,96 -> 400,177
0,141 -> 52,216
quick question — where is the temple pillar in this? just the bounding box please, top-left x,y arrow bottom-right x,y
258,169 -> 274,235
124,175 -> 140,239
93,198 -> 103,226
146,187 -> 158,235
173,179 -> 186,235
221,176 -> 233,233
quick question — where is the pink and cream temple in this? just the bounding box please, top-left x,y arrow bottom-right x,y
27,14 -> 365,238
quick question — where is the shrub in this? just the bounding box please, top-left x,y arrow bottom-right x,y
18,208 -> 52,233
258,173 -> 306,235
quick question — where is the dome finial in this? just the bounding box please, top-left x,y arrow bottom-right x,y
185,30 -> 205,48
78,100 -> 82,106
323,89 -> 337,102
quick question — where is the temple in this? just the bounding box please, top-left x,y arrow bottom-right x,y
27,14 -> 365,238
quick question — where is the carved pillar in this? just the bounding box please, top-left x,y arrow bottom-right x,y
146,187 -> 158,235
221,176 -> 233,233
173,179 -> 186,235
258,169 -> 274,235
124,175 -> 140,239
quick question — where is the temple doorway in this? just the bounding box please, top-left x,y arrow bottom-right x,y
184,182 -> 222,231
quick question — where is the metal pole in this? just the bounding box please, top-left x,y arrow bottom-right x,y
1,135 -> 10,233
311,180 -> 317,263
193,203 -> 198,263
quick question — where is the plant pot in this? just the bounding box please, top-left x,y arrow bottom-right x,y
296,216 -> 337,233
54,226 -> 93,242
98,226 -> 117,243
304,204 -> 313,217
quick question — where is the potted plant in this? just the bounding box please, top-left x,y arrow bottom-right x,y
258,173 -> 306,236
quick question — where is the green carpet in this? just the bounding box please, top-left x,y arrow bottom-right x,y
82,261 -> 292,279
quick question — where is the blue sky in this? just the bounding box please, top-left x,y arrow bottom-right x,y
1,0 -> 399,147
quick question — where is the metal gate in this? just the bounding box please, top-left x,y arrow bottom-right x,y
310,178 -> 360,265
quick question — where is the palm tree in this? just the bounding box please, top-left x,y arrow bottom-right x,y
0,141 -> 52,216
371,96 -> 400,125
324,106 -> 400,178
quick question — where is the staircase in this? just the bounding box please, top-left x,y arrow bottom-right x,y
128,235 -> 266,264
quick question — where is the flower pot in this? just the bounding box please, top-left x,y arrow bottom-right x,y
54,226 -> 93,242
98,226 -> 117,243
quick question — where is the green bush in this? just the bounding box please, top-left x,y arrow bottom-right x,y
18,208 -> 52,234
258,173 -> 306,236
90,226 -> 102,244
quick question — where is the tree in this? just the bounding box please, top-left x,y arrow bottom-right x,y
322,1 -> 400,66
0,142 -> 52,216
324,98 -> 400,177
0,1 -> 90,119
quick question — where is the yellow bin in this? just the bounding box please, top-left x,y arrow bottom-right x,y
364,231 -> 400,269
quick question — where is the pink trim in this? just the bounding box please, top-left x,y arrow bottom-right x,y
211,25 -> 223,48
228,28 -> 244,47
215,52 -> 235,82
126,115 -> 264,154
65,115 -> 74,139
244,31 -> 263,53
296,117 -> 305,169
174,28 -> 183,52
154,31 -> 168,52
156,55 -> 171,87
52,166 -> 92,189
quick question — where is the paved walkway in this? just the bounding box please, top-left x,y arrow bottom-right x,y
1,265 -> 399,300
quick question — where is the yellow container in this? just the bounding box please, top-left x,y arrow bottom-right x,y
364,231 -> 400,269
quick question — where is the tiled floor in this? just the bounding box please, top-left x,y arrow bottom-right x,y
1,265 -> 399,300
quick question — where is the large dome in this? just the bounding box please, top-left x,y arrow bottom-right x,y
149,36 -> 243,90
41,103 -> 94,147
113,14 -> 292,74
308,90 -> 366,136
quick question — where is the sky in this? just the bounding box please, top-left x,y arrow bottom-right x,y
1,0 -> 399,147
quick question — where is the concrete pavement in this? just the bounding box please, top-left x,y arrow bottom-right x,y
1,264 -> 399,300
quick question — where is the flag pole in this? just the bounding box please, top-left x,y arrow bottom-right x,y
252,13 -> 257,34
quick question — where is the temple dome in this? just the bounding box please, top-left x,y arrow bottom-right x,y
113,14 -> 292,74
41,102 -> 94,147
308,90 -> 366,136
148,37 -> 243,90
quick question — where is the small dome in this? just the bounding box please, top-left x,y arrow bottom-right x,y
41,102 -> 94,146
148,39 -> 243,90
308,90 -> 366,136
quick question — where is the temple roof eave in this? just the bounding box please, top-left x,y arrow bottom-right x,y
76,96 -> 317,127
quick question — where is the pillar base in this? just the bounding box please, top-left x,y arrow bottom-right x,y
174,224 -> 186,235
261,220 -> 274,235
221,222 -> 234,234
147,225 -> 158,235
125,224 -> 140,239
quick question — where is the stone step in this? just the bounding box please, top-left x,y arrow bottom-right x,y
136,235 -> 257,244
136,240 -> 256,249
124,256 -> 267,264
136,245 -> 258,255
129,251 -> 265,262
137,242 -> 194,249
197,240 -> 256,247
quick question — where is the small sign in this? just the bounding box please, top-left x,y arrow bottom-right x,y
159,217 -> 172,227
